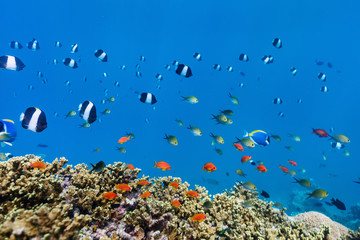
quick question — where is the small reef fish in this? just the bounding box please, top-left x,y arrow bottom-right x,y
211,114 -> 227,125
260,190 -> 270,198
115,183 -> 131,192
0,55 -> 25,71
344,150 -> 350,156
0,119 -> 17,146
285,146 -> 294,151
286,170 -> 296,177
169,181 -> 179,189
79,123 -> 91,128
30,161 -> 46,169
288,160 -> 297,166
235,169 -> 246,177
352,178 -> 360,184
79,101 -> 97,124
175,64 -> 192,78
175,119 -> 184,127
210,133 -> 224,144
238,181 -> 257,191
125,132 -> 135,140
181,96 -> 198,104
187,125 -> 202,136
139,92 -> 157,104
116,147 -> 126,153
327,198 -> 346,211
270,134 -> 281,142
186,190 -> 199,198
219,109 -> 234,116
118,136 -> 131,144
244,130 -> 270,146
102,192 -> 117,200
312,128 -> 329,137
127,164 -> 135,170
273,202 -> 282,209
164,134 -> 178,146
203,200 -> 213,209
89,161 -> 105,173
202,163 -> 217,172
106,97 -> 115,102
228,93 -> 239,105
233,142 -> 244,151
171,200 -> 181,208
306,189 -> 328,200
93,148 -> 101,152
214,147 -> 223,155
153,161 -> 171,171
293,178 -> 311,187
190,213 -> 206,222
288,134 -> 301,142
256,164 -> 267,173
137,180 -> 151,186
20,107 -> 47,133
140,192 -> 151,199
241,156 -> 252,163
236,138 -> 255,148
101,109 -> 111,115
330,134 -> 350,144
279,165 -> 289,173
65,110 -> 76,118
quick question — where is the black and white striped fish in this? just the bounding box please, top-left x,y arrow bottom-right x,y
20,107 -> 47,132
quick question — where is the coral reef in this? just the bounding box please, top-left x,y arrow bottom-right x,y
0,155 -> 359,239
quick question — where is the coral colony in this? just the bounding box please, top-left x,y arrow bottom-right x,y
0,155 -> 359,239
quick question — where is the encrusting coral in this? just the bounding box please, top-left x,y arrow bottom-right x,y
0,155 -> 359,239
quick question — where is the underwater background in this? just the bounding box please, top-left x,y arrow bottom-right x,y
1,0 -> 359,230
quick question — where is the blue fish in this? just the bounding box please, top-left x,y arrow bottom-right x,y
0,119 -> 17,146
244,130 -> 270,146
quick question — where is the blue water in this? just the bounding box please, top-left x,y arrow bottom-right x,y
2,0 -> 360,229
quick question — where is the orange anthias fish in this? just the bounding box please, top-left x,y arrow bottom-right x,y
153,161 -> 171,171
241,156 -> 252,163
169,181 -> 179,189
288,160 -> 297,166
102,192 -> 117,200
233,142 -> 244,151
127,164 -> 135,170
171,200 -> 181,208
118,136 -> 131,144
140,191 -> 151,198
190,213 -> 206,222
115,183 -> 131,192
279,165 -> 289,173
186,190 -> 199,198
202,163 -> 217,172
30,161 -> 46,169
137,180 -> 151,186
256,164 -> 267,173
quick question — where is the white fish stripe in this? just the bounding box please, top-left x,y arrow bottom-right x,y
145,93 -> 152,104
180,66 -> 188,76
99,52 -> 106,60
83,102 -> 93,122
28,108 -> 41,132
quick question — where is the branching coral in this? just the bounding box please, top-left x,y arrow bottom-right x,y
0,155 -> 358,240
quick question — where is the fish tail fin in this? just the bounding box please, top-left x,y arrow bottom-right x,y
312,128 -> 316,133
292,177 -> 299,183
153,161 -> 157,168
89,164 -> 95,173
187,124 -> 191,129
209,132 -> 214,137
164,134 -> 168,139
235,137 -> 241,142
243,130 -> 249,138
306,193 -> 312,200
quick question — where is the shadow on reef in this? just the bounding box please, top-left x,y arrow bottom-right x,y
0,155 -> 359,239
